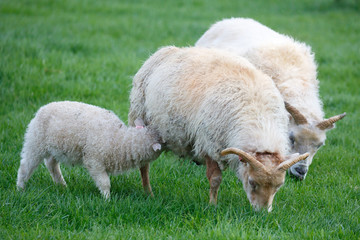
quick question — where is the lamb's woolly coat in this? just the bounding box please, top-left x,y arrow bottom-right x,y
129,46 -> 289,171
195,18 -> 324,123
17,101 -> 162,197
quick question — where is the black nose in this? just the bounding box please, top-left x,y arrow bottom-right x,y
294,166 -> 308,175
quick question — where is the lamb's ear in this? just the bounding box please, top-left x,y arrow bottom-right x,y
152,143 -> 162,152
134,118 -> 145,128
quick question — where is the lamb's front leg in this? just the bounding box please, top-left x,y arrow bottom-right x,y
140,163 -> 154,197
44,156 -> 67,186
206,156 -> 222,205
85,163 -> 111,199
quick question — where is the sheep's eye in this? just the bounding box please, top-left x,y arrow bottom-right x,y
249,179 -> 258,190
289,133 -> 295,146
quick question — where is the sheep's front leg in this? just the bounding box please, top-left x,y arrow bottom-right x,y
206,156 -> 222,205
140,163 -> 154,197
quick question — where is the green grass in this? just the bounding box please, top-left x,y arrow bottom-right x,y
1,0 -> 359,239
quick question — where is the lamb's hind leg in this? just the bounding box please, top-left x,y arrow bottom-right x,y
140,163 -> 154,197
16,151 -> 44,190
44,156 -> 67,186
206,156 -> 222,205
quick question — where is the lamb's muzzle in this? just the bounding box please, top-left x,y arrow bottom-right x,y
316,113 -> 347,130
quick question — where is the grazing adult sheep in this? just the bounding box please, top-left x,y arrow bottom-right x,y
128,46 -> 309,211
16,101 -> 162,199
195,18 -> 346,180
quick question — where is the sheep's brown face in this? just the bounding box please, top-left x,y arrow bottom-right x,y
242,160 -> 285,212
285,102 -> 346,180
221,148 -> 309,212
288,125 -> 325,180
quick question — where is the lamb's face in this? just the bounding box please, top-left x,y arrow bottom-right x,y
134,118 -> 163,156
288,124 -> 326,180
145,127 -> 163,154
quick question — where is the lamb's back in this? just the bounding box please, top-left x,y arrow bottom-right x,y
31,101 -> 126,163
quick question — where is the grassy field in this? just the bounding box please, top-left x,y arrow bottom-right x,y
0,0 -> 359,239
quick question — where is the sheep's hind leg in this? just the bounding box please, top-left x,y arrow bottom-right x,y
140,163 -> 154,197
206,156 -> 222,205
86,165 -> 111,199
44,156 -> 67,186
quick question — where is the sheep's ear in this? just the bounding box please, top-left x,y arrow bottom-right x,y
152,143 -> 162,152
134,118 -> 145,128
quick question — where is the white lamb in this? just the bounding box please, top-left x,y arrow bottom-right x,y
129,46 -> 309,211
195,18 -> 346,180
16,101 -> 162,198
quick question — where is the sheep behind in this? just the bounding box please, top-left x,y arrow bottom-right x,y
195,18 -> 346,180
16,101 -> 162,198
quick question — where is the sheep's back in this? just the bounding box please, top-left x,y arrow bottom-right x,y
195,18 -> 323,122
131,47 -> 288,163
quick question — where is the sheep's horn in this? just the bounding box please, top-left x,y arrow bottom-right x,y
221,148 -> 269,174
284,102 -> 308,125
316,113 -> 346,130
277,152 -> 310,172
